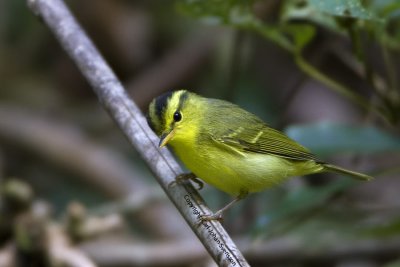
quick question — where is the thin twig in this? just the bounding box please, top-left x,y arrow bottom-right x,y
26,0 -> 249,266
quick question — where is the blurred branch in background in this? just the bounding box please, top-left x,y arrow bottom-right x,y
0,178 -> 209,267
0,179 -> 98,267
0,244 -> 14,267
47,224 -> 97,267
242,237 -> 400,265
78,235 -> 400,266
10,178 -> 399,267
26,0 -> 250,266
0,105 -> 140,198
80,239 -> 208,267
0,105 -> 191,240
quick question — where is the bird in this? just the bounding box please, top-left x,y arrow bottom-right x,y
147,90 -> 373,221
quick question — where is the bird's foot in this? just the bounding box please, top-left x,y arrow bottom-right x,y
197,212 -> 223,226
197,192 -> 247,226
168,173 -> 204,190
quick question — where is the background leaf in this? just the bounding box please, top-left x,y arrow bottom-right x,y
285,122 -> 400,156
309,0 -> 380,21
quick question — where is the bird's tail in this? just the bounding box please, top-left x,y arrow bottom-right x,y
323,164 -> 373,181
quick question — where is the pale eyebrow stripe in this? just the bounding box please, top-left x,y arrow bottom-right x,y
176,91 -> 188,112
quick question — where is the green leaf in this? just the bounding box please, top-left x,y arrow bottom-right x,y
282,0 -> 384,33
308,0 -> 381,21
282,0 -> 339,30
285,122 -> 400,156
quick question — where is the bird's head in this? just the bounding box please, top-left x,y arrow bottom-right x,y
147,90 -> 200,148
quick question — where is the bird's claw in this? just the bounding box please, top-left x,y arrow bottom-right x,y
190,177 -> 204,190
167,180 -> 178,189
168,173 -> 204,190
197,213 -> 223,227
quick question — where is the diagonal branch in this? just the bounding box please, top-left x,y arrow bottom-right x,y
26,0 -> 250,266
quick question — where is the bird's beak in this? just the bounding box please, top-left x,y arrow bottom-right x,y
159,128 -> 176,148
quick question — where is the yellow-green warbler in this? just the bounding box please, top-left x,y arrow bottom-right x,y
147,90 -> 373,221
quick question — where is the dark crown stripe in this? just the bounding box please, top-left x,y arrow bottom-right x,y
177,90 -> 188,112
155,91 -> 173,120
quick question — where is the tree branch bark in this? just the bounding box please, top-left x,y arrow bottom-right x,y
26,0 -> 250,266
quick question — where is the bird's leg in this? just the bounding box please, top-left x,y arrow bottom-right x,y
199,191 -> 248,223
168,172 -> 204,190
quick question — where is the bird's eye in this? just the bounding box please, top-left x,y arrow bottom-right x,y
173,111 -> 182,122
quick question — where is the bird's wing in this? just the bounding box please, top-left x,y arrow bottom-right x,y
214,125 -> 319,162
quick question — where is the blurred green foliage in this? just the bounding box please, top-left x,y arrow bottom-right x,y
305,0 -> 379,20
177,0 -> 400,250
178,0 -> 400,123
286,122 -> 400,156
252,178 -> 356,238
